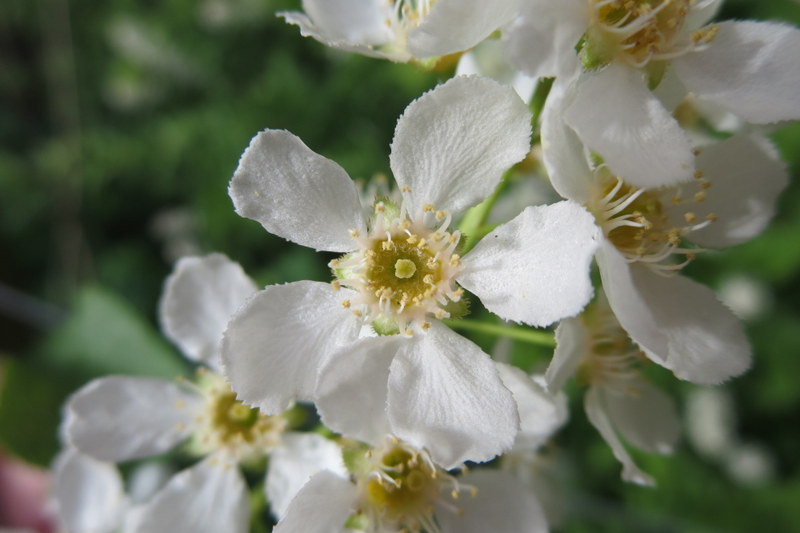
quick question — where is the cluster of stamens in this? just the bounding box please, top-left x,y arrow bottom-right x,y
350,438 -> 474,533
579,300 -> 647,387
592,167 -> 716,275
330,199 -> 464,335
180,369 -> 287,460
585,0 -> 717,69
386,0 -> 435,33
372,0 -> 436,57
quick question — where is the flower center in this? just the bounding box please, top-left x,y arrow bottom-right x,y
582,0 -> 715,71
331,200 -> 464,335
189,371 -> 287,459
348,439 -> 473,533
591,170 -> 715,274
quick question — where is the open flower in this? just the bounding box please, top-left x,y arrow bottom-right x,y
541,83 -> 789,384
223,75 -> 599,468
273,436 -> 549,533
280,0 -> 522,64
505,0 -> 800,186
63,254 -> 345,532
546,292 -> 681,486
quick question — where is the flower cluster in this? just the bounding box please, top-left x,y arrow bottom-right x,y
49,1 -> 798,532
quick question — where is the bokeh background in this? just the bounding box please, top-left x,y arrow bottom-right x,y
2,0 -> 800,531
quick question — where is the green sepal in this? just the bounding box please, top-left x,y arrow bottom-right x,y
579,28 -> 613,71
344,513 -> 369,531
371,196 -> 400,225
444,294 -> 470,321
371,313 -> 400,336
342,441 -> 373,476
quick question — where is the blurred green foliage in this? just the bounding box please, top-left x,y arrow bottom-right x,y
1,0 -> 800,531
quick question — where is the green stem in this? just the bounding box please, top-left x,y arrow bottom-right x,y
250,483 -> 270,533
444,319 -> 555,348
529,77 -> 554,141
458,170 -> 511,254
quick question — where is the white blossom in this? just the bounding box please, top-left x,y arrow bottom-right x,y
224,75 -> 599,468
505,0 -> 800,185
542,82 -> 788,384
280,0 -> 522,64
547,294 -> 681,485
273,437 -> 549,533
63,254 -> 345,532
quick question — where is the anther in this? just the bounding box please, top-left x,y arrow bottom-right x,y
422,204 -> 435,212
341,300 -> 351,308
331,280 -> 341,291
684,212 -> 697,223
349,228 -> 361,239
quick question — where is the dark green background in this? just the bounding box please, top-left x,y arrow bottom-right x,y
1,0 -> 799,531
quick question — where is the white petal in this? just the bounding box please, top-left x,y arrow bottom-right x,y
670,134 -> 788,248
221,281 -> 361,414
387,322 -> 518,469
132,457 -> 249,533
540,80 -> 595,203
266,433 -> 347,520
438,470 -> 548,533
585,386 -> 655,486
316,335 -> 402,445
455,40 -> 537,103
229,130 -> 366,253
286,0 -> 390,45
600,377 -> 680,455
279,9 -> 399,61
53,448 -> 126,533
503,0 -> 586,79
390,75 -> 531,218
273,471 -> 355,533
159,254 -> 257,371
497,364 -> 568,450
565,64 -> 695,188
597,241 -> 751,384
459,202 -> 599,327
674,21 -> 800,123
686,0 -> 723,31
547,317 -> 589,392
65,376 -> 199,462
408,0 -> 520,59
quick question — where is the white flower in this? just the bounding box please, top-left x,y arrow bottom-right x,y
280,0 -> 522,64
273,437 -> 549,533
223,75 -> 599,468
542,82 -> 789,385
505,0 -> 800,186
546,293 -> 681,486
63,254 -> 346,532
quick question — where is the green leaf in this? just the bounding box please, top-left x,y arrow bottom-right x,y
40,284 -> 188,380
0,357 -> 77,466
